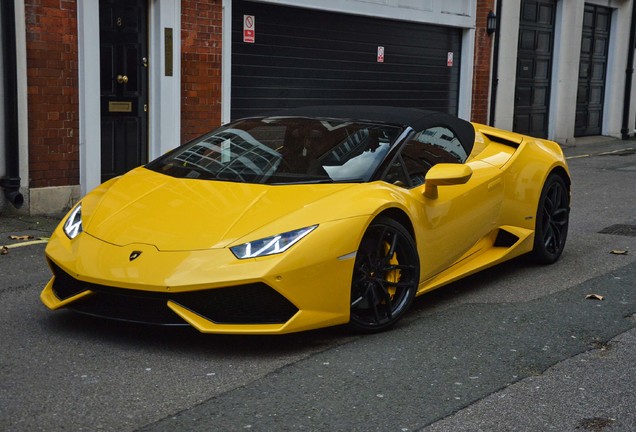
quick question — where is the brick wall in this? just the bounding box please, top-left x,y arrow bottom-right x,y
25,0 -> 79,188
181,0 -> 223,144
472,0 -> 495,125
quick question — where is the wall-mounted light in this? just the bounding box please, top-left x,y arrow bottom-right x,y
487,10 -> 497,35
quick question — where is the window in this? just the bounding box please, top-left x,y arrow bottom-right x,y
146,117 -> 402,184
384,125 -> 467,188
410,126 -> 468,163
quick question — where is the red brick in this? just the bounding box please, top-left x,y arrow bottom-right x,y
26,0 -> 79,188
471,0 -> 495,125
181,0 -> 223,144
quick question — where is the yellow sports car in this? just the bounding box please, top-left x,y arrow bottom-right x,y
41,106 -> 570,334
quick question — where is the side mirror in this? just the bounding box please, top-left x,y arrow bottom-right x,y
423,164 -> 473,199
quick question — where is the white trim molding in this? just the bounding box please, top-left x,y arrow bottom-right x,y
149,0 -> 182,156
222,0 -> 232,124
77,0 -> 101,196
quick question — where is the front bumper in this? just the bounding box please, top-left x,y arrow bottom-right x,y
41,217 -> 367,334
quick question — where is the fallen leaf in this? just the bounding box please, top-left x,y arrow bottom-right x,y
9,235 -> 34,241
1,246 -> 8,255
585,294 -> 604,301
610,250 -> 629,255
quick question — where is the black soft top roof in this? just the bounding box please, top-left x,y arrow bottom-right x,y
265,106 -> 476,156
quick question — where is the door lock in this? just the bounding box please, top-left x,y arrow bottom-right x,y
116,74 -> 129,84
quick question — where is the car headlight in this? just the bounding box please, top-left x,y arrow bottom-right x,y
230,225 -> 318,259
63,203 -> 83,239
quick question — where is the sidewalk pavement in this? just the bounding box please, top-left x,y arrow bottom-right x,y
562,135 -> 636,159
0,213 -> 61,253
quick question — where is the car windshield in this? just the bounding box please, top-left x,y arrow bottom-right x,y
146,117 -> 403,184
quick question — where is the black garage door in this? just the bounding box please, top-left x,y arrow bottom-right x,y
231,0 -> 462,120
575,4 -> 611,136
513,0 -> 555,138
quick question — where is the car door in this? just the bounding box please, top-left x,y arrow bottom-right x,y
384,125 -> 505,278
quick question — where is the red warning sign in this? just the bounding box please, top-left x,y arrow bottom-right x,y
377,46 -> 385,63
243,15 -> 255,43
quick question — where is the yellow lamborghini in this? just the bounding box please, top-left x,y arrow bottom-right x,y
41,106 -> 570,334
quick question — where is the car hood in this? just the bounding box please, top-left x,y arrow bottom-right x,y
84,168 -> 357,251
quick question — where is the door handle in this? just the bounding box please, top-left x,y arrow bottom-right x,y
116,74 -> 129,84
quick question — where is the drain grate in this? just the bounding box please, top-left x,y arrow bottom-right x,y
598,224 -> 636,237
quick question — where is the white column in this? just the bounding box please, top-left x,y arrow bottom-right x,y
149,0 -> 182,156
493,0 -> 521,132
222,0 -> 232,124
77,0 -> 101,195
549,0 -> 584,144
602,0 -> 634,137
458,27 -> 475,121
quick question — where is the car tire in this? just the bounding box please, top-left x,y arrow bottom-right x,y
531,173 -> 570,264
349,216 -> 419,332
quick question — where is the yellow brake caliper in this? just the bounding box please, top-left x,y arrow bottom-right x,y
384,242 -> 401,300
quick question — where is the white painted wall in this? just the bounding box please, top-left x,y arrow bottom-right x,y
458,28 -> 475,121
600,0 -> 634,137
149,0 -> 182,157
254,0 -> 476,28
492,0 -> 521,132
222,0 -> 232,124
549,0 -> 584,144
16,0 -> 29,210
77,0 -> 101,197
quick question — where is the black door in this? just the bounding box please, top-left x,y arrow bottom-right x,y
513,0 -> 555,138
575,4 -> 611,136
231,0 -> 462,120
99,0 -> 148,182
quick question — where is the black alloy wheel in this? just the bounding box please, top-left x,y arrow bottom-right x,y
349,216 -> 419,332
531,173 -> 570,264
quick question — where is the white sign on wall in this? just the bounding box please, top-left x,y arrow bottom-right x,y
243,15 -> 255,43
377,46 -> 385,63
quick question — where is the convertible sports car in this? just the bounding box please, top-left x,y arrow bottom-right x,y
41,106 -> 570,334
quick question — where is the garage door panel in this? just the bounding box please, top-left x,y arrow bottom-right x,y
246,7 -> 458,47
257,22 -> 456,47
233,60 -> 456,81
241,41 -> 455,68
233,64 -> 457,86
232,0 -> 461,119
232,95 -> 455,112
238,73 -> 454,88
237,27 -> 458,65
231,86 -> 456,100
233,47 -> 449,71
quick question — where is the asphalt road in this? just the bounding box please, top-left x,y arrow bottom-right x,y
1,137 -> 635,432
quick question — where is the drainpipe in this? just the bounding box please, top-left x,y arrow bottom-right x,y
1,0 -> 24,208
622,0 -> 636,140
488,0 -> 502,127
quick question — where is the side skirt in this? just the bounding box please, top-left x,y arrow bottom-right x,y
416,225 -> 534,295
